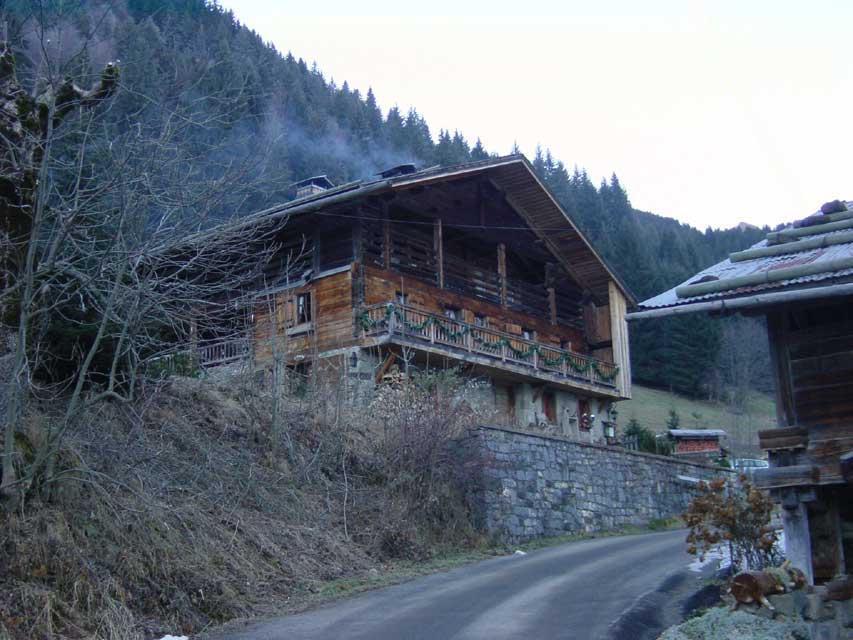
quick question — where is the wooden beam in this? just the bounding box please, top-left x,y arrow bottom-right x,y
375,350 -> 397,384
382,203 -> 391,270
434,217 -> 444,289
501,190 -> 590,295
767,311 -> 797,427
548,287 -> 557,325
479,181 -> 487,226
753,464 -> 820,489
809,497 -> 846,582
498,242 -> 507,308
782,502 -> 814,585
312,231 -> 321,273
759,426 -> 809,451
352,206 -> 364,263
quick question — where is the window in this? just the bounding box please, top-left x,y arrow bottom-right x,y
522,327 -> 534,340
560,339 -> 571,351
542,391 -> 557,423
296,292 -> 312,324
578,399 -> 593,430
396,291 -> 407,305
443,306 -> 460,320
474,313 -> 488,328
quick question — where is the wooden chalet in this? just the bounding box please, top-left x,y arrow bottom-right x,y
631,199 -> 853,585
197,155 -> 634,440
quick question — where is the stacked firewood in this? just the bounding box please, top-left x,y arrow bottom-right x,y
730,560 -> 807,611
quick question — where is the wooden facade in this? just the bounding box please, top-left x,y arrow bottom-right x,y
632,200 -> 853,586
198,156 -> 633,430
758,298 -> 853,584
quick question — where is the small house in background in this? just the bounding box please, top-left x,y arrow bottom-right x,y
668,429 -> 726,462
630,199 -> 853,586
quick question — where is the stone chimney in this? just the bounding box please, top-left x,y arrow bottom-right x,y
294,175 -> 334,199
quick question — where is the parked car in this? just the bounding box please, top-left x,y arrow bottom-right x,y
733,458 -> 769,476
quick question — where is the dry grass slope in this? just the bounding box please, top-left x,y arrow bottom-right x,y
0,372 -> 485,639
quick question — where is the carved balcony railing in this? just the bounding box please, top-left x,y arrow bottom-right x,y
359,302 -> 619,388
197,336 -> 249,367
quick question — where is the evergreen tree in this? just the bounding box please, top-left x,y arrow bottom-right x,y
2,0 -> 772,399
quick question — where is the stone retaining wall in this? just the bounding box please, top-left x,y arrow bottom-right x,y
467,425 -> 731,542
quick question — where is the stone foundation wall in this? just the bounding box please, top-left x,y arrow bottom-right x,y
468,425 -> 731,542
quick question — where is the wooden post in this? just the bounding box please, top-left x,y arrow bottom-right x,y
783,500 -> 815,584
547,287 -> 557,325
352,207 -> 364,263
189,315 -> 198,362
388,307 -> 396,336
381,200 -> 391,270
383,219 -> 391,270
434,217 -> 444,288
497,243 -> 507,308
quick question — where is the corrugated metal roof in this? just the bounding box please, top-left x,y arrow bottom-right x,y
669,429 -> 726,438
638,203 -> 853,310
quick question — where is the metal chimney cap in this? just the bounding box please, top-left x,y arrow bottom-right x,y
377,163 -> 417,178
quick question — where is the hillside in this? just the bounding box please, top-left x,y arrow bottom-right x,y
620,385 -> 777,457
2,0 -> 772,397
0,372 -> 488,639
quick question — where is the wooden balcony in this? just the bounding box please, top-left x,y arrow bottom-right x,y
359,302 -> 621,396
197,336 -> 249,367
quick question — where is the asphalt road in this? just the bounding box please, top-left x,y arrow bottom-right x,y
212,529 -> 706,640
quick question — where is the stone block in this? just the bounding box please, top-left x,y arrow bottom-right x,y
805,593 -> 831,622
810,621 -> 840,640
836,599 -> 853,628
768,592 -> 805,619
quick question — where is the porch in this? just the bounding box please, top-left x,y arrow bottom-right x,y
359,302 -> 621,397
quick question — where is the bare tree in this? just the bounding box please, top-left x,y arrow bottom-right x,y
717,317 -> 771,411
0,25 -> 286,509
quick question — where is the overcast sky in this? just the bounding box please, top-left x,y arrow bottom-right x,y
218,0 -> 851,230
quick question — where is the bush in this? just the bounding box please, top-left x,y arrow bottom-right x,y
683,474 -> 779,572
624,419 -> 671,455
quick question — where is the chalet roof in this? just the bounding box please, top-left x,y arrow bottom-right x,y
196,155 -> 633,304
632,201 -> 853,317
668,429 -> 726,439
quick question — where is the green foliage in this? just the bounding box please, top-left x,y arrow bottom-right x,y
666,409 -> 681,430
3,0 -> 772,398
624,418 -> 671,455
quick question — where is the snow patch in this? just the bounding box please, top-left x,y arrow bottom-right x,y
688,544 -> 731,573
158,636 -> 189,640
688,530 -> 785,573
513,549 -> 527,556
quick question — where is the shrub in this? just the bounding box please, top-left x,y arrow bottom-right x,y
683,474 -> 779,572
624,419 -> 671,455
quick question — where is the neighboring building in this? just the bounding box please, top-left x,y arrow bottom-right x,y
630,200 -> 853,585
195,155 -> 634,442
668,429 -> 726,462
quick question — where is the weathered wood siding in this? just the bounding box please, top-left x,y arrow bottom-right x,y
362,264 -> 584,350
313,268 -> 355,352
768,300 -> 853,485
608,281 -> 632,399
251,268 -> 355,363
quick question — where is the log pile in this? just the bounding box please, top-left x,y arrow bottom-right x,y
730,560 -> 806,611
